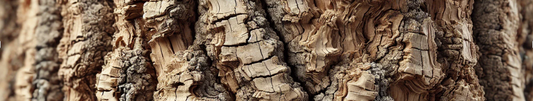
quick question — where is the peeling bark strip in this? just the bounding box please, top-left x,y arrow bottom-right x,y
57,0 -> 114,100
473,0 -> 525,100
2,0 -> 533,101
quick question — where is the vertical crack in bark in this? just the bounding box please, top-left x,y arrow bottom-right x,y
144,0 -> 232,100
94,0 -> 158,100
1,0 -> 533,100
196,0 -> 307,100
260,1 -> 311,99
424,0 -> 485,100
262,0 -> 484,100
263,0 -> 407,100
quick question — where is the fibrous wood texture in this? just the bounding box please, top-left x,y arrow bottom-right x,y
1,0 -> 533,101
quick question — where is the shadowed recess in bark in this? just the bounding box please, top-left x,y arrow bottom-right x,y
0,0 -> 533,101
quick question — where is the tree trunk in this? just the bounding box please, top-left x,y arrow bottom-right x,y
1,0 -> 533,101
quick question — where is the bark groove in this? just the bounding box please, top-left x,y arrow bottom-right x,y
1,0 -> 533,101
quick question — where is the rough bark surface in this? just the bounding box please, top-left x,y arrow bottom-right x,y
472,0 -> 525,100
1,0 -> 533,101
32,0 -> 64,100
56,0 -> 115,100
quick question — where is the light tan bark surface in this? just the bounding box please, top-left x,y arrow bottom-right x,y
1,0 -> 533,101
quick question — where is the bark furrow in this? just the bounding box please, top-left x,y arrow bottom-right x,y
1,0 -> 533,101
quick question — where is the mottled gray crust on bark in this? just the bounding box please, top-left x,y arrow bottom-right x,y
369,63 -> 394,101
56,0 -> 115,100
32,0 -> 64,100
94,0 -> 156,100
473,0 -> 524,100
182,47 -> 233,100
116,48 -> 157,101
3,0 -> 533,101
426,0 -> 485,100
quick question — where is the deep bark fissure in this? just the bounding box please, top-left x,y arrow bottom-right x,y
2,0 -> 533,101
